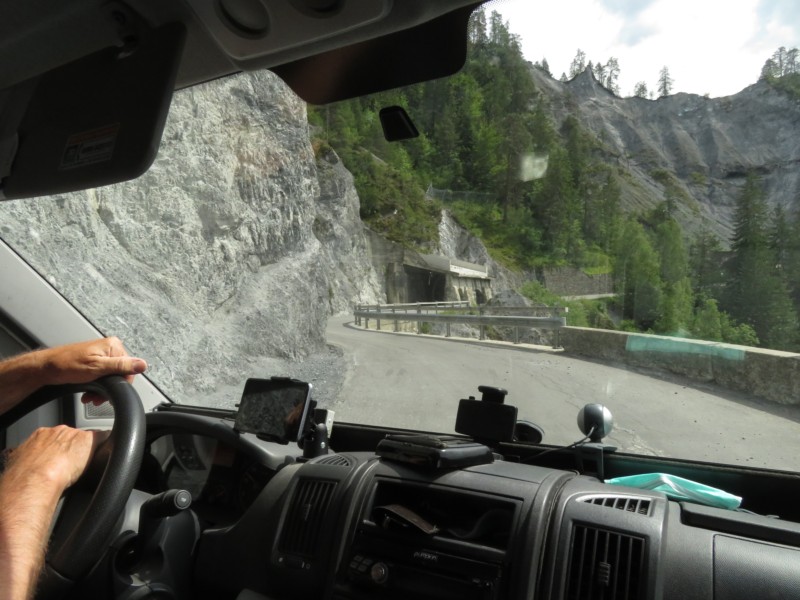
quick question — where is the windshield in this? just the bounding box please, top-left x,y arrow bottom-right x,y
1,0 -> 800,470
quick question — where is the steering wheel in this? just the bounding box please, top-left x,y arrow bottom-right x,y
0,375 -> 145,597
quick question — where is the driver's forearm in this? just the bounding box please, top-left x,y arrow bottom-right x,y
0,350 -> 49,415
0,465 -> 63,600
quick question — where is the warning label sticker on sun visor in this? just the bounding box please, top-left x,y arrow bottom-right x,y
60,124 -> 120,170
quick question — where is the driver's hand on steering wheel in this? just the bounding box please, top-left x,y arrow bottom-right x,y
42,337 -> 147,406
0,336 -> 148,411
0,426 -> 108,600
43,337 -> 147,386
5,425 -> 107,490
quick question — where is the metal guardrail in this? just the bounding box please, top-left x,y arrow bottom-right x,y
354,302 -> 567,347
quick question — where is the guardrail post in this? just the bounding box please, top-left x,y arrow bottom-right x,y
552,305 -> 566,349
417,304 -> 421,335
355,305 -> 360,327
446,322 -> 451,338
514,326 -> 519,344
393,307 -> 398,332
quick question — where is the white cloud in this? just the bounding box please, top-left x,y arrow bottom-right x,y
493,0 -> 800,97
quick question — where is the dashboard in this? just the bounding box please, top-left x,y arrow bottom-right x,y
133,407 -> 800,600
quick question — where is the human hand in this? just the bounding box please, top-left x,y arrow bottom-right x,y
4,425 -> 106,491
41,337 -> 147,405
0,337 -> 147,414
42,337 -> 147,385
0,426 -> 107,600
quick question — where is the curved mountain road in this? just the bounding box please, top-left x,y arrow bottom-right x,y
326,315 -> 800,471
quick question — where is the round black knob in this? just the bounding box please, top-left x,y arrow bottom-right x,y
370,562 -> 389,585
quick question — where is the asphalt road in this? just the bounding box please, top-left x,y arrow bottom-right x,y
326,315 -> 800,471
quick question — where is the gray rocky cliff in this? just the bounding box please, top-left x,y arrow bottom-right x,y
0,70 -> 381,406
532,67 -> 800,242
436,209 -> 523,292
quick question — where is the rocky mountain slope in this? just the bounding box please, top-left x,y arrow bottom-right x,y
0,70 -> 382,406
535,67 -> 800,241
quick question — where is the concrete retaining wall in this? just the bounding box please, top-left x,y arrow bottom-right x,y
560,327 -> 800,405
539,266 -> 612,296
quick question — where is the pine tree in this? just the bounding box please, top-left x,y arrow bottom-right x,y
692,297 -> 724,341
689,227 -> 724,297
488,11 -> 511,46
770,204 -> 792,268
468,7 -> 488,48
593,62 -> 606,83
784,209 -> 800,308
724,174 -> 769,325
633,81 -> 648,98
531,144 -> 577,257
655,219 -> 688,284
655,277 -> 693,335
657,66 -> 673,97
569,49 -> 587,78
537,57 -> 552,76
583,170 -> 621,252
499,112 -> 533,221
761,58 -> 779,81
724,174 -> 799,349
614,219 -> 663,327
604,57 -> 620,94
653,219 -> 692,334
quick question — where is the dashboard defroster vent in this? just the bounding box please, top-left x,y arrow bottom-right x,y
279,478 -> 337,558
314,454 -> 353,467
566,525 -> 645,600
578,495 -> 652,516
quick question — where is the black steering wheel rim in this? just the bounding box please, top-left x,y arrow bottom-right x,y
0,375 -> 145,595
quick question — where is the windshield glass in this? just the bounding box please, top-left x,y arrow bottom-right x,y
2,0 -> 800,470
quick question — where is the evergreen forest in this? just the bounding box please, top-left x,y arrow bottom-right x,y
307,9 -> 800,353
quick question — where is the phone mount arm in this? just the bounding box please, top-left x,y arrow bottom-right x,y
302,422 -> 329,459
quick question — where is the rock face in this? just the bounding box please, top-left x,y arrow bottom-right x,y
0,70 -> 381,405
533,67 -> 800,242
436,209 -> 523,292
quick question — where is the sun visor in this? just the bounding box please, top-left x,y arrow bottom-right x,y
0,22 -> 186,201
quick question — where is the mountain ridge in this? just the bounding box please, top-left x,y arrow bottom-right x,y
536,65 -> 800,243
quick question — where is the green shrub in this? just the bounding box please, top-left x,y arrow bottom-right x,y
689,171 -> 707,186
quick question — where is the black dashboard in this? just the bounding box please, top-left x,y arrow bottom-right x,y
132,407 -> 800,600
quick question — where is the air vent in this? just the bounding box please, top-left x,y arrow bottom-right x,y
566,525 -> 645,600
314,454 -> 353,467
579,495 -> 652,516
278,478 -> 337,558
85,402 -> 115,419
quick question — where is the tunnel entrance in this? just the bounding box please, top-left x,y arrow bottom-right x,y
404,265 -> 446,303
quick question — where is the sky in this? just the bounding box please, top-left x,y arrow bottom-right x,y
492,0 -> 800,98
